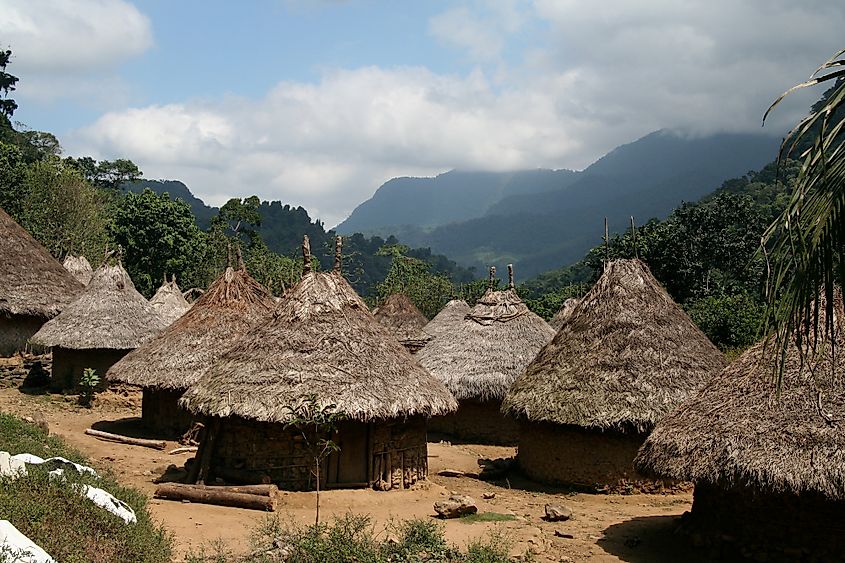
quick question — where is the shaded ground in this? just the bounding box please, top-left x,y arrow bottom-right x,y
0,387 -> 700,562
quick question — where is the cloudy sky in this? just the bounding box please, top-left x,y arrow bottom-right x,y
3,0 -> 842,226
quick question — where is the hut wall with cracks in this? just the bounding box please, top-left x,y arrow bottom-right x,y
199,415 -> 428,491
0,316 -> 45,357
141,388 -> 195,436
428,399 -> 519,445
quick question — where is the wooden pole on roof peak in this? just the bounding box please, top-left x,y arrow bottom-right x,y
302,235 -> 312,275
334,236 -> 343,273
507,264 -> 514,289
236,246 -> 245,270
488,266 -> 496,290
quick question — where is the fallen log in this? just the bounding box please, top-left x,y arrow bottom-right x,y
154,483 -> 274,511
173,483 -> 277,497
84,429 -> 166,450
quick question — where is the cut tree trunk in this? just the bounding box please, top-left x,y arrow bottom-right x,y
183,484 -> 278,497
153,483 -> 274,511
84,429 -> 166,450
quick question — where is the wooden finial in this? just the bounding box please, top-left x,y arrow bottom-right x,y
334,235 -> 343,273
172,273 -> 177,284
604,217 -> 609,272
163,272 -> 167,284
489,266 -> 496,289
302,235 -> 312,274
630,216 -> 638,259
236,246 -> 245,270
507,264 -> 514,289
226,243 -> 233,268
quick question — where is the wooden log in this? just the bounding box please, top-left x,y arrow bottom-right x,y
168,483 -> 277,497
168,446 -> 198,455
84,428 -> 166,450
154,483 -> 274,511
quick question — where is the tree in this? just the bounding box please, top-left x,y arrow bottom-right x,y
0,142 -> 26,217
0,48 -> 18,120
109,189 -> 210,296
65,156 -> 142,190
761,48 -> 845,374
375,244 -> 455,319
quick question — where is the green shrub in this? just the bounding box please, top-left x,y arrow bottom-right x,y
685,291 -> 763,351
78,368 -> 100,407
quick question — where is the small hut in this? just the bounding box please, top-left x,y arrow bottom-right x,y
0,208 -> 83,356
416,299 -> 470,343
549,297 -> 579,331
372,293 -> 430,353
180,236 -> 456,491
635,298 -> 845,557
503,259 -> 726,491
30,263 -> 169,391
417,265 -> 555,444
107,263 -> 275,435
62,255 -> 93,286
149,275 -> 191,325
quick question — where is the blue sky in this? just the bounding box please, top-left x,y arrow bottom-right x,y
3,1 -> 842,226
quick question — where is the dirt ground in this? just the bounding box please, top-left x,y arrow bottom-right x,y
0,387 -> 707,562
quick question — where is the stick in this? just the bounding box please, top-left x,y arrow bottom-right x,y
168,446 -> 198,455
84,429 -> 166,450
153,483 -> 274,511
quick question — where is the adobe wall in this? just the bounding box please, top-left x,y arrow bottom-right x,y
0,315 -> 45,357
687,482 -> 845,559
208,415 -> 428,491
51,347 -> 128,392
141,388 -> 194,437
517,422 -> 683,493
428,399 -> 519,445
0,352 -> 51,388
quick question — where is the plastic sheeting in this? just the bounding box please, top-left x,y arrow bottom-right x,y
0,520 -> 56,563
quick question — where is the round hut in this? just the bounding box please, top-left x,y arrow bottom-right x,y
149,275 -> 191,325
372,293 -> 430,353
502,259 -> 727,492
62,255 -> 93,286
417,265 -> 555,444
549,297 -> 579,331
107,263 -> 275,435
180,236 -> 457,491
416,298 -> 470,343
0,208 -> 83,356
30,263 -> 169,391
635,298 -> 845,558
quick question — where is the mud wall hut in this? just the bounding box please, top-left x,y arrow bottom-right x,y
30,263 -> 169,391
0,209 -> 83,357
107,264 -> 275,435
372,293 -> 430,353
503,259 -> 726,492
149,275 -> 191,326
635,297 -> 845,558
417,266 -> 555,445
180,236 -> 457,491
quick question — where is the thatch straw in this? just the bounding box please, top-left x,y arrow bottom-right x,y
0,208 -> 83,318
503,259 -> 726,433
62,255 -> 93,286
373,293 -> 430,350
416,283 -> 555,402
107,266 -> 275,390
181,240 -> 457,422
636,294 -> 845,500
149,275 -> 191,325
30,263 -> 170,350
418,299 -> 470,341
550,298 -> 579,331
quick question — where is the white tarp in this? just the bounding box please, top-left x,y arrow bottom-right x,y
0,520 -> 56,563
10,454 -> 98,477
0,452 -> 26,479
75,485 -> 137,524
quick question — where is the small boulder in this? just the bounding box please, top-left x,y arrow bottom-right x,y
544,503 -> 572,522
434,495 -> 477,519
482,492 -> 496,500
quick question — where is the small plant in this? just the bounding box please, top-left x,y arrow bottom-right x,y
78,367 -> 100,407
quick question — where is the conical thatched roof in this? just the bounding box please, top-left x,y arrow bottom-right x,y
30,263 -> 169,350
550,297 -> 579,331
636,296 -> 845,499
416,268 -> 555,402
181,237 -> 457,422
107,266 -> 275,390
417,299 -> 470,343
62,255 -> 93,286
503,259 -> 726,433
149,276 -> 191,325
0,208 -> 83,318
373,293 -> 430,350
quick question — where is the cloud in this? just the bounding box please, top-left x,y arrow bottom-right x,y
67,1 -> 845,228
0,0 -> 152,103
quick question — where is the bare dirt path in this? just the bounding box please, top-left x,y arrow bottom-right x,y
0,388 -> 705,562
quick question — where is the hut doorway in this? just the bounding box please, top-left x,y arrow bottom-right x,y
326,422 -> 371,488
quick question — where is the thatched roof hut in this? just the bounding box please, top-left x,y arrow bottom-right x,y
107,265 -> 275,433
149,275 -> 191,325
0,208 -> 83,356
180,236 -> 456,490
635,297 -> 845,556
549,297 -> 579,331
30,263 -> 169,390
62,255 -> 93,286
419,299 -> 470,342
373,293 -> 430,352
417,265 -> 554,444
502,259 -> 726,490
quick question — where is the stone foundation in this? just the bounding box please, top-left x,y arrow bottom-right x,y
0,353 -> 52,388
51,347 -> 129,392
0,315 -> 45,357
203,415 -> 429,491
685,482 -> 845,561
142,388 -> 194,436
517,422 -> 682,493
428,399 -> 518,445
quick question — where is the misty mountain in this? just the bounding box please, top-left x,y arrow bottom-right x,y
336,130 -> 780,277
124,180 -> 217,229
